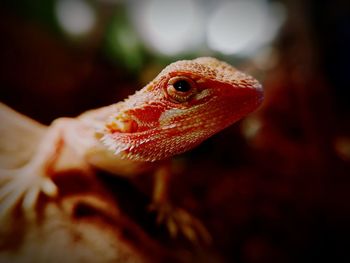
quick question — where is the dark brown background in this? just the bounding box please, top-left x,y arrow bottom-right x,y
0,0 -> 349,262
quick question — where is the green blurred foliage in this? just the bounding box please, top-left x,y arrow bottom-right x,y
103,8 -> 145,72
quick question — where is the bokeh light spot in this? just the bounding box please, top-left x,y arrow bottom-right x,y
207,0 -> 285,55
130,0 -> 202,55
56,0 -> 96,36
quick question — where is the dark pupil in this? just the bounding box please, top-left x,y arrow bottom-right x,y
173,80 -> 191,92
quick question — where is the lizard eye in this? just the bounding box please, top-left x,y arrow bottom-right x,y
166,76 -> 197,103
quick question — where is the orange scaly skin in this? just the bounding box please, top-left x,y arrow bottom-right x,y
0,57 -> 263,242
101,57 -> 263,162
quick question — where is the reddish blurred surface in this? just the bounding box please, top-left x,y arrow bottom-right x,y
0,1 -> 349,262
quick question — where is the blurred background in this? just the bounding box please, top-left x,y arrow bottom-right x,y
0,0 -> 349,262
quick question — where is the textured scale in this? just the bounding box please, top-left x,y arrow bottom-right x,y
101,57 -> 263,162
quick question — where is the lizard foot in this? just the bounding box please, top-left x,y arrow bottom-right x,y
149,202 -> 212,245
0,166 -> 58,218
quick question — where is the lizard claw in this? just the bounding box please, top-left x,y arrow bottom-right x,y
0,167 -> 58,218
149,202 -> 212,245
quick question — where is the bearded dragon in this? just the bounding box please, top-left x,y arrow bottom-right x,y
0,57 -> 263,243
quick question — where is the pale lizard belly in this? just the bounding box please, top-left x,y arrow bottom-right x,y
85,143 -> 157,177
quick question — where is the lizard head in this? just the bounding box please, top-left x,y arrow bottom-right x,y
101,57 -> 263,162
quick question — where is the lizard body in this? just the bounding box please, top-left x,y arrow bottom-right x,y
0,57 -> 263,242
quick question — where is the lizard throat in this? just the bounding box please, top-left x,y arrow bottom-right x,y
100,126 -> 197,162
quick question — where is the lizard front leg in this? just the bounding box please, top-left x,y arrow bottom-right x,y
149,164 -> 212,244
0,118 -> 85,217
